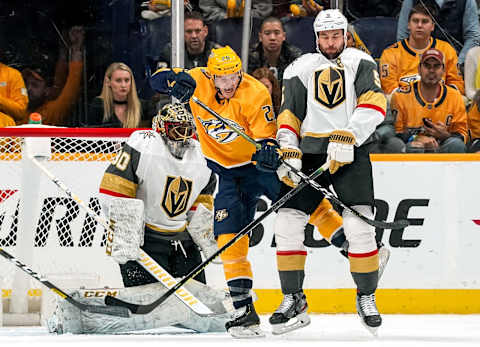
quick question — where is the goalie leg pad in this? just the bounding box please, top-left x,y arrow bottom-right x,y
47,280 -> 233,334
107,197 -> 145,264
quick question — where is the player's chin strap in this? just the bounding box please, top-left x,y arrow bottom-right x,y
29,155 -> 217,317
105,160 -> 330,315
191,96 -> 409,230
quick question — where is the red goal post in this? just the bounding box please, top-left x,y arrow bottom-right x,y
0,126 -> 145,326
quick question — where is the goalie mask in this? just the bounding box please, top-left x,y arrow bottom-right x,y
152,103 -> 195,159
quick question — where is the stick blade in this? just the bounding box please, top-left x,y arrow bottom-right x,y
105,295 -> 140,314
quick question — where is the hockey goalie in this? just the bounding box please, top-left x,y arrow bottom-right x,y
48,103 -> 233,334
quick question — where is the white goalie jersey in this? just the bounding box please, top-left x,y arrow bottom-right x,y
277,48 -> 387,153
99,130 -> 215,235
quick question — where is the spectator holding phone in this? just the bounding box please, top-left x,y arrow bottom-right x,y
391,48 -> 467,153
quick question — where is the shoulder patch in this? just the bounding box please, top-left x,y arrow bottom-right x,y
398,84 -> 411,94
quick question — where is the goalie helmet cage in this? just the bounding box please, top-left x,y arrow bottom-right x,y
0,126 -> 140,326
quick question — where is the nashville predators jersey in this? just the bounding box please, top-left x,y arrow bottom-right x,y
380,38 -> 464,95
99,130 -> 215,235
391,81 -> 468,142
277,48 -> 386,154
187,67 -> 276,169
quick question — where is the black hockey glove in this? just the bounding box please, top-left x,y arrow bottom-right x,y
170,71 -> 196,103
251,140 -> 282,172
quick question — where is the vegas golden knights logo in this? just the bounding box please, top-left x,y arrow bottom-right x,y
161,176 -> 193,218
314,67 -> 345,108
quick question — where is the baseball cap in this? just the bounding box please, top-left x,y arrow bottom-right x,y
420,48 -> 444,65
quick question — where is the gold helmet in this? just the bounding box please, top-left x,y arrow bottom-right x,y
207,46 -> 242,76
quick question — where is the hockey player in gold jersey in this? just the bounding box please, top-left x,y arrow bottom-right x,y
149,46 -> 363,338
379,3 -> 464,97
391,48 -> 467,153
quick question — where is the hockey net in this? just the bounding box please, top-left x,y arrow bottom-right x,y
0,126 -> 141,326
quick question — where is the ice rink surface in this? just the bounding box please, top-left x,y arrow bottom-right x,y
1,314 -> 479,347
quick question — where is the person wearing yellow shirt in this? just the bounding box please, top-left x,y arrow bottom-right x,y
0,61 -> 28,127
379,3 -> 464,98
391,49 -> 467,153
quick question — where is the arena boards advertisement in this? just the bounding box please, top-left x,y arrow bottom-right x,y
1,154 -> 480,313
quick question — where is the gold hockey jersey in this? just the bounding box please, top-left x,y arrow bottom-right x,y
391,81 -> 468,142
187,67 -> 276,169
99,130 -> 215,234
380,38 -> 464,95
277,48 -> 386,153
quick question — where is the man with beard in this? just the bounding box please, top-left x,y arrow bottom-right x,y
269,9 -> 387,336
391,48 -> 467,153
22,26 -> 84,125
157,11 -> 220,70
248,17 -> 302,83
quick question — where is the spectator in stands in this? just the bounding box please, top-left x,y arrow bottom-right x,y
87,62 -> 155,128
200,0 -> 272,23
248,17 -> 302,83
22,26 -> 85,126
464,46 -> 480,151
380,3 -> 464,99
251,67 -> 281,115
397,0 -> 480,69
157,11 -> 220,69
346,24 -> 371,55
0,60 -> 28,126
140,0 -> 196,20
288,0 -> 324,17
391,48 -> 467,153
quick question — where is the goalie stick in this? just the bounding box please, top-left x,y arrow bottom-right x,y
0,248 -> 130,318
192,96 -> 409,230
104,161 -> 330,314
30,156 -> 215,316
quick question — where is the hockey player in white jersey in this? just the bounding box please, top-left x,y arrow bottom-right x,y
47,102 -> 234,334
270,9 -> 387,335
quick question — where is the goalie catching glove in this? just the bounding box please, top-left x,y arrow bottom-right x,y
327,130 -> 355,174
106,198 -> 145,264
276,146 -> 302,187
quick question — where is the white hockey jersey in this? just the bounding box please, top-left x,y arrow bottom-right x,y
277,48 -> 387,153
99,130 -> 215,235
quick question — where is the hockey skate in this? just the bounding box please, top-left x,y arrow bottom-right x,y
356,293 -> 382,336
225,303 -> 265,338
269,291 -> 311,335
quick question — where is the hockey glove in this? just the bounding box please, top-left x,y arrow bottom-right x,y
170,71 -> 196,103
327,130 -> 355,174
251,140 -> 282,172
276,146 -> 302,187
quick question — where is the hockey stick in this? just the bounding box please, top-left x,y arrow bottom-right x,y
0,248 -> 130,317
29,156 -> 215,316
104,161 -> 330,314
192,96 -> 409,230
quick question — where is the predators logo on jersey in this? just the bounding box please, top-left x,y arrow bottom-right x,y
314,67 -> 345,108
161,176 -> 193,218
199,117 -> 244,144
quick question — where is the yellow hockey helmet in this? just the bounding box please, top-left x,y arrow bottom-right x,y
207,46 -> 242,76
